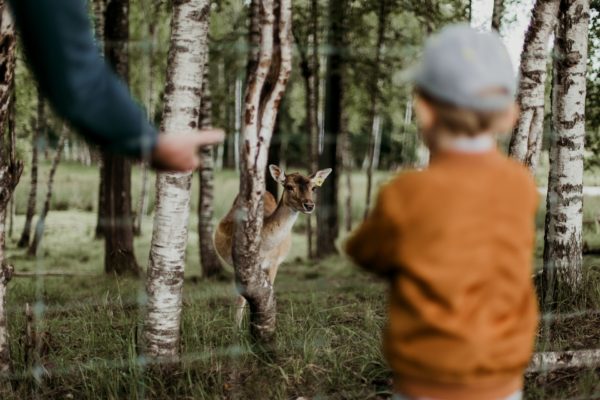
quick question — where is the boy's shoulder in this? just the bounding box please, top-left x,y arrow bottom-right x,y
495,152 -> 538,188
385,169 -> 423,190
378,169 -> 429,200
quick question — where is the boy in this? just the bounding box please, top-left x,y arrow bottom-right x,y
346,25 -> 539,400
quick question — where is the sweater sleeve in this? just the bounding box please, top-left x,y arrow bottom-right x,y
345,184 -> 402,277
8,0 -> 158,158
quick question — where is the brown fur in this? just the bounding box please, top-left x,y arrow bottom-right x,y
214,166 -> 331,326
214,191 -> 279,271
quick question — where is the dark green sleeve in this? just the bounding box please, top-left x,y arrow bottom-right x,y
8,0 -> 158,158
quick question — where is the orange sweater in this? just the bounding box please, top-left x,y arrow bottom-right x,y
346,149 -> 539,400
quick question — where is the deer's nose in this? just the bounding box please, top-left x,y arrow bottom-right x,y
303,202 -> 315,212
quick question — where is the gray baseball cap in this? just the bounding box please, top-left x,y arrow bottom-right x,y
411,24 -> 516,111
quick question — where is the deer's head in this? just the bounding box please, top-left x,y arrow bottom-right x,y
269,165 -> 332,214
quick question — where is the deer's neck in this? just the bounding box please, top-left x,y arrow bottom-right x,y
261,200 -> 298,252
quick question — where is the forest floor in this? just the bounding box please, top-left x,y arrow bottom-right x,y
2,161 -> 600,399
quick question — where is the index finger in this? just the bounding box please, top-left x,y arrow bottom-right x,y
193,129 -> 225,147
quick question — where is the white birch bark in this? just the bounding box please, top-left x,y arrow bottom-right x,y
491,0 -> 504,32
143,0 -> 210,361
0,3 -> 18,376
542,0 -> 589,298
234,77 -> 242,173
529,349 -> 600,372
508,0 -> 560,172
28,133 -> 67,256
232,0 -> 292,342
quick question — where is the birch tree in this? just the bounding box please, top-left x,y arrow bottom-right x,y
364,0 -> 387,220
508,0 -> 560,171
0,1 -> 20,374
28,133 -> 67,257
542,0 -> 589,303
491,0 -> 504,32
142,0 -> 210,361
134,1 -> 162,236
198,59 -> 224,279
232,0 -> 292,342
294,0 -> 320,259
18,90 -> 43,247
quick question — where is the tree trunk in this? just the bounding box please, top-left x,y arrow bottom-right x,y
102,0 -> 139,276
364,0 -> 386,220
94,0 -> 107,239
317,0 -> 346,258
95,162 -> 106,238
198,57 -> 224,279
542,0 -> 589,305
234,77 -> 242,172
18,89 -> 44,248
6,90 -> 14,241
508,0 -> 560,172
142,0 -> 210,362
491,0 -> 504,31
232,0 -> 292,343
265,115 -> 281,198
342,112 -> 352,232
0,3 -> 20,376
134,2 -> 160,237
529,349 -> 600,372
299,0 -> 320,259
133,163 -> 149,236
28,133 -> 66,257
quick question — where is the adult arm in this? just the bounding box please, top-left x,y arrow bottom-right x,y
9,0 -> 157,158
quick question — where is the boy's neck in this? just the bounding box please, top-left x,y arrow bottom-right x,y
436,133 -> 495,154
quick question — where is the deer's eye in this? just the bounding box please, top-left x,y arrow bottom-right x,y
312,187 -> 317,192
285,185 -> 294,192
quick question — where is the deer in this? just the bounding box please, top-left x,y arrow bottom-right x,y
214,164 -> 332,326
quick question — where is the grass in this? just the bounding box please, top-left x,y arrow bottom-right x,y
1,162 -> 600,398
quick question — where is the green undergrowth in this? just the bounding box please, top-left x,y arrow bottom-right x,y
1,164 -> 600,398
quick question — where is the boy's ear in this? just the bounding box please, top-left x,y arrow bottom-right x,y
269,165 -> 286,185
497,102 -> 520,134
310,168 -> 332,187
414,94 -> 434,131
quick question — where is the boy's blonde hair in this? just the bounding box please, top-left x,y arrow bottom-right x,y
416,88 -> 511,137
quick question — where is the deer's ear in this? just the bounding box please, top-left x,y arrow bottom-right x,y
269,165 -> 286,184
310,168 -> 332,187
